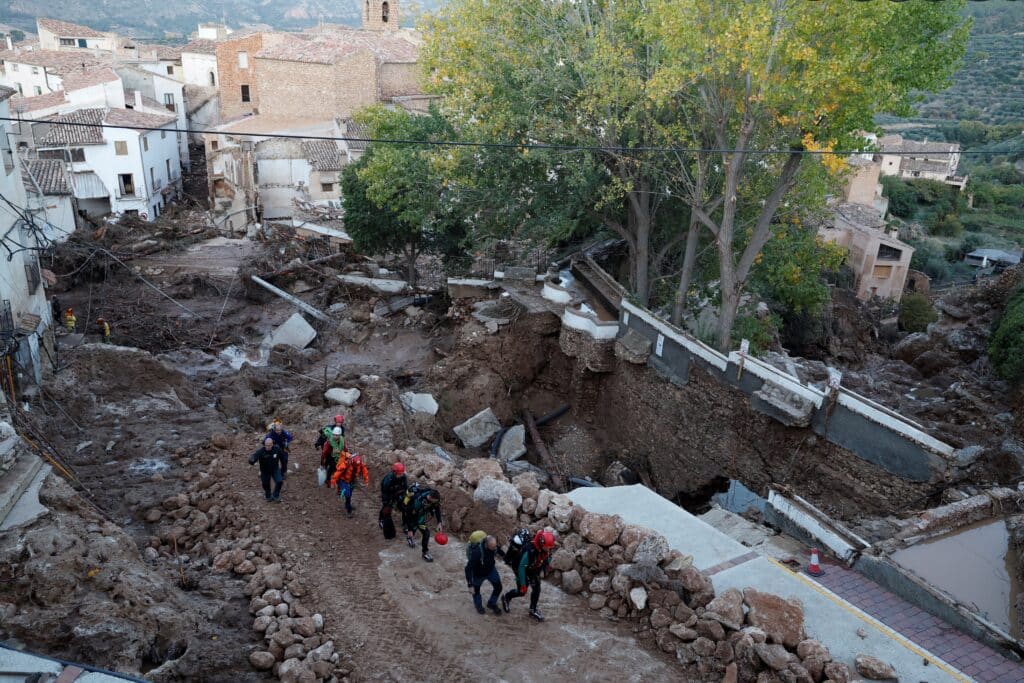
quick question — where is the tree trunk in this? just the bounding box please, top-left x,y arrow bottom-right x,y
405,247 -> 418,288
716,278 -> 740,353
671,213 -> 701,326
628,184 -> 653,306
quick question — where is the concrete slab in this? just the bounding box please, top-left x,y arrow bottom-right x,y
567,484 -> 750,572
336,274 -> 409,294
0,465 -> 51,531
699,507 -> 804,564
566,485 -> 969,683
264,313 -> 316,349
714,556 -> 967,683
0,647 -> 63,676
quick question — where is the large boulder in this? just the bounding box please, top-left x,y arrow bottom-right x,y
462,458 -> 504,486
743,588 -> 805,648
632,534 -> 670,565
497,425 -> 527,462
512,472 -> 541,501
324,387 -> 360,407
454,408 -> 502,448
535,489 -> 556,517
855,654 -> 897,680
473,477 -> 522,517
562,570 -> 584,594
548,502 -> 574,533
753,642 -> 791,671
399,392 -> 439,415
579,512 -> 624,546
706,588 -> 745,630
549,549 -> 576,572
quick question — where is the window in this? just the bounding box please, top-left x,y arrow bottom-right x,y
39,149 -> 65,161
32,86 -> 41,95
211,140 -> 219,151
123,209 -> 139,218
69,148 -> 85,162
143,136 -> 149,152
115,140 -> 128,155
163,92 -> 175,112
59,38 -> 75,47
237,51 -> 248,69
161,130 -> 166,139
1,133 -> 13,175
118,173 -> 135,196
31,66 -> 39,75
166,159 -> 171,179
382,1 -> 390,22
10,63 -> 17,72
150,167 -> 156,190
14,83 -> 21,95
321,182 -> 334,193
24,259 -> 41,293
166,65 -> 174,75
209,71 -> 216,86
877,244 -> 903,262
77,39 -> 87,48
872,264 -> 893,279
240,85 -> 251,102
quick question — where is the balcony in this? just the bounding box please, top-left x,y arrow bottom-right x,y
24,262 -> 41,294
0,300 -> 13,338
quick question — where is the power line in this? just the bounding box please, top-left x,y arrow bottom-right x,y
1,115 -> 1014,157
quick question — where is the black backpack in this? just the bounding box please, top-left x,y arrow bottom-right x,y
504,527 -> 532,569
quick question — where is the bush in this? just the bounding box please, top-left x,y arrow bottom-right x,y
731,313 -> 781,357
899,293 -> 938,332
881,177 -> 918,219
989,288 -> 1024,384
929,213 -> 964,237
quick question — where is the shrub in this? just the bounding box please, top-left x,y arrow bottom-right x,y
881,177 -> 918,219
899,293 -> 938,332
989,288 -> 1024,384
731,313 -> 781,356
929,213 -> 964,237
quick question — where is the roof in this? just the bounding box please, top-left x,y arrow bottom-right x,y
833,202 -> 885,231
967,249 -> 1023,264
255,29 -> 419,65
37,18 -> 105,39
104,108 -> 176,129
181,38 -> 218,55
302,139 -> 344,171
0,49 -> 107,75
901,158 -> 951,175
0,85 -> 15,103
22,159 -> 71,195
10,90 -> 66,113
61,67 -> 120,90
343,119 -> 369,151
36,108 -> 106,145
879,134 -> 960,157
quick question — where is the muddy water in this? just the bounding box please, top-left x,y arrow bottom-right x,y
892,518 -> 1021,637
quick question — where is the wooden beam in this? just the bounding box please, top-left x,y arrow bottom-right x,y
523,410 -> 566,492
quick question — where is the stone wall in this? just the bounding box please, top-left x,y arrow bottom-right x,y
217,33 -> 272,119
379,62 -> 421,98
255,52 -> 380,122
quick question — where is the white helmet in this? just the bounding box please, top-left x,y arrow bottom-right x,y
332,427 -> 343,436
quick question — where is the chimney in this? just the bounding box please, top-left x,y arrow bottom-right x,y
135,90 -> 143,109
5,36 -> 12,51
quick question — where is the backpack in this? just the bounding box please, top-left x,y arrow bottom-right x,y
466,530 -> 487,560
503,527 -> 532,569
399,482 -> 423,512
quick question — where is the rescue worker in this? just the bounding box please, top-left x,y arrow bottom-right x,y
465,534 -> 503,615
248,436 -> 285,502
264,420 -> 293,478
402,487 -> 443,562
96,318 -> 111,344
378,462 -> 407,538
330,453 -> 370,516
63,308 -> 76,333
314,414 -> 345,454
320,426 -> 346,485
502,529 -> 555,622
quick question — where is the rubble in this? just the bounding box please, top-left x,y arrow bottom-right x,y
453,408 -> 503,448
495,424 -> 527,462
323,388 -> 360,407
399,392 -> 439,416
265,313 -> 318,350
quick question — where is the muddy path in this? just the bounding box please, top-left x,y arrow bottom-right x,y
218,430 -> 674,682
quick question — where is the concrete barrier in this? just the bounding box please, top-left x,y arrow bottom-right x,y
765,489 -> 870,563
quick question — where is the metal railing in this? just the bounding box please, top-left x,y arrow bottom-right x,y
24,261 -> 41,294
0,300 -> 13,337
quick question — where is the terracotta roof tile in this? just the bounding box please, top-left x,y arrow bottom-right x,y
256,29 -> 419,65
182,39 -> 218,55
104,108 -> 176,129
36,107 -> 106,145
343,119 -> 370,152
0,49 -> 108,76
37,18 -> 105,39
302,139 -> 344,171
9,90 -> 66,113
22,159 -> 71,195
61,67 -> 120,90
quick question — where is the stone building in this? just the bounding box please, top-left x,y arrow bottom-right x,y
878,134 -> 967,191
216,30 -> 287,120
36,18 -> 116,52
819,203 -> 914,302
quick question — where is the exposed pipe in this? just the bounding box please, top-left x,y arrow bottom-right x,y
535,404 -> 570,428
249,275 -> 333,324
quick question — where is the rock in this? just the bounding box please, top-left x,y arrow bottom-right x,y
454,408 -> 502,448
462,458 -> 505,486
562,570 -> 584,594
249,651 -> 276,670
754,642 -> 791,671
953,445 -> 985,468
588,594 -> 607,610
722,662 -> 738,683
512,472 -> 541,501
706,589 -> 745,629
669,623 -> 698,641
399,392 -> 439,415
211,433 -> 231,450
310,640 -> 335,662
696,618 -> 726,642
550,549 -> 576,572
283,643 -> 306,660
692,637 -> 716,657
893,332 -> 930,363
743,588 -> 805,648
473,477 -> 523,518
263,589 -> 283,606
548,503 -> 573,533
854,654 -> 897,680
785,662 -> 813,683
522,498 -> 537,515
234,560 -> 256,575
715,640 -> 735,665
590,576 -> 611,594
292,617 -> 317,638
629,586 -> 648,610
580,512 -> 624,547
410,452 -> 454,482
663,552 -> 694,575
801,655 -> 828,681
311,660 -> 333,678
324,388 -> 361,407
144,508 -> 163,523
312,613 -> 324,632
650,607 -> 673,629
614,328 -> 652,364
142,546 -> 159,561
253,615 -> 273,632
162,493 -> 188,511
497,425 -> 527,462
536,489 -> 555,517
796,639 -> 831,663
823,661 -> 852,683
277,657 -> 307,683
632,534 -> 670,565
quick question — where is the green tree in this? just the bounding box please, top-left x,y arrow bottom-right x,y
646,0 -> 968,349
990,288 -> 1024,384
751,224 -> 848,317
881,177 -> 919,219
899,293 -> 938,333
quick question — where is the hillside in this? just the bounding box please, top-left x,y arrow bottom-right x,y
0,0 -> 442,38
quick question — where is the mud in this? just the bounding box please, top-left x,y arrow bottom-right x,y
892,518 -> 1021,638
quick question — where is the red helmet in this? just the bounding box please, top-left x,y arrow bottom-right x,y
534,530 -> 556,550
334,415 -> 345,424
352,454 -> 363,464
392,462 -> 406,475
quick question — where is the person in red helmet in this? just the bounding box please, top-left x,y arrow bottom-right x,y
378,462 -> 407,539
330,453 -> 370,517
314,414 -> 346,454
502,528 -> 556,621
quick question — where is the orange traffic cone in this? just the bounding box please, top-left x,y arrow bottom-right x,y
806,547 -> 825,577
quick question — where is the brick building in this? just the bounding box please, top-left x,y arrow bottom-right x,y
216,30 -> 287,120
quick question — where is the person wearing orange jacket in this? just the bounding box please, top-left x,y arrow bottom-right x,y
330,453 -> 369,517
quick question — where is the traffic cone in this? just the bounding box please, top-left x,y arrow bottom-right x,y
806,548 -> 825,577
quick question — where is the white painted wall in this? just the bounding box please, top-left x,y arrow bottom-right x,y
257,157 -> 312,219
38,27 -> 114,52
0,61 -> 63,97
116,68 -> 188,168
182,52 -> 218,87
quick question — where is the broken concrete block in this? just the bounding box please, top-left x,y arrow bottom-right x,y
324,388 -> 360,407
750,380 -> 815,428
453,408 -> 502,448
502,265 -> 538,282
265,313 -> 316,350
615,328 -> 651,364
336,273 -> 409,294
399,392 -> 438,416
473,477 -> 522,517
497,425 -> 527,462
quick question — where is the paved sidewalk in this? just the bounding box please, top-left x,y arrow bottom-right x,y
812,562 -> 1024,683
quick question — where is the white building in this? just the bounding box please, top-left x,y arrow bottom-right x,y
0,86 -> 53,389
32,107 -> 182,220
181,39 -> 219,87
878,134 -> 967,191
0,47 -> 108,97
21,159 -> 77,243
116,65 -> 188,167
36,18 -> 116,52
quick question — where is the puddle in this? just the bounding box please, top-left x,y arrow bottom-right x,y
559,270 -> 617,322
128,458 -> 171,475
712,479 -> 767,515
892,518 -> 1021,637
219,345 -> 267,370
